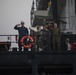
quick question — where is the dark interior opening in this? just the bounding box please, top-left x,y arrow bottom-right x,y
0,64 -> 32,75
38,64 -> 73,74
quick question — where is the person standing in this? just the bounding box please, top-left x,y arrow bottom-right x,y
52,22 -> 61,51
41,24 -> 51,51
14,21 -> 28,51
48,23 -> 53,50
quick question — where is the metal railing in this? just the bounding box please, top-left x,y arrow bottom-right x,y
0,33 -> 76,52
0,35 -> 18,51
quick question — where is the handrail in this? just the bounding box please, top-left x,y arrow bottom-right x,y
0,35 -> 18,51
0,35 -> 18,36
0,34 -> 76,52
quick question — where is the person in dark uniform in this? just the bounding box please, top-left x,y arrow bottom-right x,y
41,24 -> 51,51
48,23 -> 53,50
52,22 -> 61,51
14,21 -> 28,51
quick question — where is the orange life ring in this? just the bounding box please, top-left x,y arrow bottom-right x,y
21,36 -> 34,48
